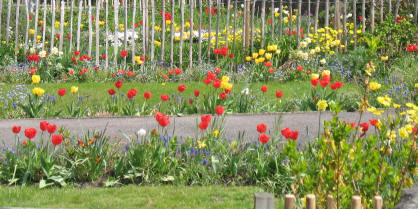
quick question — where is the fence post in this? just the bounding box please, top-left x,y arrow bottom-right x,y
271,0 -> 275,40
353,0 -> 357,49
232,0 -> 237,58
415,0 -> 418,23
215,0 -> 220,50
179,0 -> 184,66
69,0 -> 74,53
327,195 -> 336,209
150,0 -> 155,63
41,0 -> 46,49
314,0 -> 319,33
0,0 -> 3,42
198,0 -> 202,63
32,0 -> 39,46
6,0 -> 12,43
380,0 -> 384,23
284,194 -> 295,209
14,0 -> 20,62
325,0 -> 329,38
362,0 -> 365,32
261,0 -> 266,47
114,0 -> 119,68
373,196 -> 383,209
170,0 -> 175,67
189,0 -> 194,70
307,0 -> 311,35
160,0 -> 165,62
279,0 -> 283,40
371,0 -> 375,33
95,0 -> 101,66
105,0 -> 109,70
76,0 -> 83,51
250,0 -> 255,51
343,0 -> 347,52
225,0 -> 231,47
132,0 -> 137,65
306,194 -> 316,209
289,0 -> 293,32
254,193 -> 274,209
297,0 -> 302,46
123,0 -> 128,67
208,0 -> 212,58
50,0 -> 56,52
335,0 -> 341,52
59,1 -> 65,53
351,195 -> 362,209
395,0 -> 400,18
24,0 -> 30,55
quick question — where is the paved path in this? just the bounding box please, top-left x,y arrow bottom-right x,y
0,111 -> 384,147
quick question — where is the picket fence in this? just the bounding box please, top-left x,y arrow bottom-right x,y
0,0 -> 417,69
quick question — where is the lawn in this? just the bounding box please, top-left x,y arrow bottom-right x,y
0,185 -> 284,209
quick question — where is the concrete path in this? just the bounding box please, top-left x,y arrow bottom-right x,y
0,111 -> 384,147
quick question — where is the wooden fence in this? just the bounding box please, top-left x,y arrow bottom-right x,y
0,0 -> 417,70
254,193 -> 385,209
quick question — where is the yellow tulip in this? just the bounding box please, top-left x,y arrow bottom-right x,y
32,75 -> 41,84
32,87 -> 45,97
71,86 -> 79,94
317,100 -> 328,111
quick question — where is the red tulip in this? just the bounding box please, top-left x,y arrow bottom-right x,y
261,86 -> 268,93
127,89 -> 138,99
276,91 -> 283,98
40,121 -> 49,131
144,91 -> 151,99
297,66 -> 303,71
268,68 -> 275,73
194,90 -> 200,97
201,114 -> 211,123
219,92 -> 227,100
108,89 -> 116,95
320,79 -> 330,87
189,98 -> 194,104
215,106 -> 224,115
177,84 -> 186,93
213,79 -> 222,88
24,128 -> 37,139
159,115 -> 170,127
174,68 -> 182,74
257,123 -> 267,133
73,50 -> 80,56
199,121 -> 210,130
47,124 -> 57,134
264,61 -> 272,67
161,94 -> 169,101
311,78 -> 319,86
203,78 -> 212,85
58,88 -> 66,96
12,126 -> 21,134
120,50 -> 128,57
114,81 -> 123,89
369,119 -> 379,127
51,134 -> 63,146
259,133 -> 270,144
214,67 -> 221,73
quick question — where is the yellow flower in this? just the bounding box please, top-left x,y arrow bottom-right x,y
154,40 -> 161,46
245,56 -> 252,61
393,104 -> 401,108
265,53 -> 272,60
367,107 -> 384,116
213,130 -> 219,137
252,53 -> 259,59
221,76 -> 229,83
311,73 -> 319,80
349,149 -> 355,160
386,130 -> 396,141
99,21 -> 105,26
29,29 -> 35,35
275,49 -> 281,55
329,50 -> 335,55
274,12 -> 280,18
381,56 -> 388,61
71,86 -> 79,94
321,70 -> 330,77
320,58 -> 326,65
134,56 -> 143,65
161,83 -> 166,86
198,140 -> 206,149
377,95 -> 392,107
258,49 -> 265,56
166,20 -> 172,25
32,75 -> 41,84
398,127 -> 409,139
317,100 -> 328,111
32,87 -> 45,97
368,82 -> 381,91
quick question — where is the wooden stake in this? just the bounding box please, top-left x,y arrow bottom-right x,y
373,196 -> 383,209
208,0 -> 212,58
351,196 -> 361,209
308,0 -> 311,35
297,0 -> 302,46
198,0 -> 202,63
69,0 -> 75,52
380,0 -> 384,22
170,0 -> 175,66
343,0 -> 347,52
279,0 -> 283,40
179,0 -> 184,66
189,0 -> 194,70
250,0 -> 255,50
327,195 -> 336,209
284,194 -> 295,209
245,0 -> 251,48
76,0 -> 83,51
41,0 -> 46,49
325,0 -> 329,37
314,0 -> 319,33
14,0 -> 20,61
5,0 -> 12,43
353,0 -> 357,48
261,0 -> 266,46
271,0 -> 275,40
371,0 -> 375,33
59,1 -> 65,53
306,194 -> 316,209
160,0 -> 165,62
105,0 -> 109,70
88,0 -> 92,56
33,0 -> 39,46
225,0 -> 231,47
395,0 -> 400,18
362,0 -> 366,32
215,0 -> 220,50
95,0 -> 101,66
123,0 -> 128,67
50,0 -> 56,52
114,0 -> 119,67
24,0 -> 30,55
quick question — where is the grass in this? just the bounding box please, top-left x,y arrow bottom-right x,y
0,185 -> 284,209
1,80 -> 361,108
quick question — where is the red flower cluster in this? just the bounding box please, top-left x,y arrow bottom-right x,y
213,46 -> 229,57
199,115 -> 212,130
127,89 -> 138,99
396,16 -> 408,24
24,128 -> 37,139
215,105 -> 224,115
281,128 -> 299,140
155,112 -> 170,127
160,11 -> 172,21
256,123 -> 270,144
359,122 -> 369,137
29,67 -> 38,74
407,44 -> 418,52
205,7 -> 216,15
330,81 -> 343,90
27,54 -> 40,63
285,28 -> 305,38
120,50 -> 128,57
